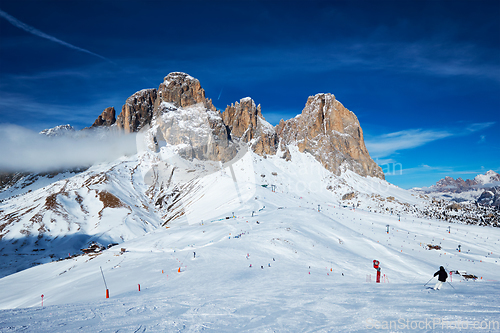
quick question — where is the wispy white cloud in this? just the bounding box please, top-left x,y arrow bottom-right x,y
366,129 -> 452,158
366,122 -> 496,158
0,125 -> 137,172
0,9 -> 113,64
466,122 -> 495,132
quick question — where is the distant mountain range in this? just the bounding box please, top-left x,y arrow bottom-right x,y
415,170 -> 500,208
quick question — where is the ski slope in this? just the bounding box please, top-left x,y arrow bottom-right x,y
1,149 -> 500,332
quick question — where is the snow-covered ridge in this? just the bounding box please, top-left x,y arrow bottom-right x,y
475,170 -> 500,186
257,116 -> 275,135
39,124 -> 75,137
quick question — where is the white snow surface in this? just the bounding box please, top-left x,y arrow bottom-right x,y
1,144 -> 499,332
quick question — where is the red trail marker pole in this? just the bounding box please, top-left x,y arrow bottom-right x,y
41,294 -> 44,307
373,260 -> 381,283
138,284 -> 141,291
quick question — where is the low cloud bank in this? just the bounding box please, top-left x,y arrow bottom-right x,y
0,125 -> 137,173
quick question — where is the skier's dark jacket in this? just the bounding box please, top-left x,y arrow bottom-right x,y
434,266 -> 448,282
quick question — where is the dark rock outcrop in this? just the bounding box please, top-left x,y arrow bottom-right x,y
116,89 -> 157,133
222,97 -> 279,156
276,93 -> 384,179
156,72 -> 215,110
91,107 -> 116,128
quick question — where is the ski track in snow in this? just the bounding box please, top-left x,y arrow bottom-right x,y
1,283 -> 499,332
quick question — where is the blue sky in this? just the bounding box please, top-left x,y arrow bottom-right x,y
0,0 -> 499,188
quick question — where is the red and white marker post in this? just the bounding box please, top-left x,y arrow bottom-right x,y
41,294 -> 44,307
373,260 -> 381,283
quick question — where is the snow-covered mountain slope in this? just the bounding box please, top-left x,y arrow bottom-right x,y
1,132 -> 500,330
0,136 -> 498,278
0,155 -> 162,277
0,152 -> 499,330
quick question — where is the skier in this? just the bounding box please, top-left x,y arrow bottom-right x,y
433,266 -> 448,290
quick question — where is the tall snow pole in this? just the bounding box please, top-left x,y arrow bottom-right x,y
100,266 -> 109,298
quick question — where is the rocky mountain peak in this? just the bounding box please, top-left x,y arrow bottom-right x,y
157,72 -> 215,110
222,97 -> 279,157
91,107 -> 116,128
276,93 -> 384,179
149,73 -> 236,162
88,73 -> 383,178
475,170 -> 500,186
222,97 -> 262,138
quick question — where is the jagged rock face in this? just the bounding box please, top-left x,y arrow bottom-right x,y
91,107 -> 116,128
276,93 -> 384,179
116,89 -> 157,133
151,73 -> 236,162
156,72 -> 215,110
222,97 -> 279,156
223,97 -> 263,140
104,73 -> 381,177
153,103 -> 236,162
